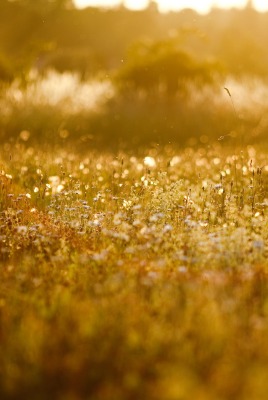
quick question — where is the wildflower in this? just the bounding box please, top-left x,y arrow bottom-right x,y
17,226 -> 27,234
163,224 -> 173,233
253,240 -> 264,249
144,156 -> 156,168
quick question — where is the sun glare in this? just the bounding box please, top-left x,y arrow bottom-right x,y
74,0 -> 268,12
215,0 -> 246,8
160,0 -> 217,13
75,0 -> 121,7
254,0 -> 268,12
124,0 -> 149,10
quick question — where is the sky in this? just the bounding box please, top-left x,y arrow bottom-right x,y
74,0 -> 268,13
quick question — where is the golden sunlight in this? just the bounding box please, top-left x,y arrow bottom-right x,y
125,0 -> 149,10
74,0 -> 268,13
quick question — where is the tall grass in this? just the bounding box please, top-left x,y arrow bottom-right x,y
0,142 -> 268,399
1,71 -> 268,150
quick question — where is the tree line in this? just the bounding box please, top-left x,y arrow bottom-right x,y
1,0 -> 268,84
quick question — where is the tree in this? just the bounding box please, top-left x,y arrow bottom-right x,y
8,0 -> 74,15
116,38 -> 221,98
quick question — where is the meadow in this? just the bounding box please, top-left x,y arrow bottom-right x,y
3,3 -> 268,398
1,116 -> 268,398
1,71 -> 268,150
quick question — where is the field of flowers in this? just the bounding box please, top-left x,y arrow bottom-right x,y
2,71 -> 268,150
1,142 -> 268,399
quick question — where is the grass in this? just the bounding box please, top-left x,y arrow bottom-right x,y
1,141 -> 268,399
1,72 -> 268,150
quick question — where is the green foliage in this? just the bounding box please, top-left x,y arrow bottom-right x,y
1,71 -> 267,150
10,0 -> 74,14
41,48 -> 104,79
116,38 -> 221,97
214,8 -> 268,77
1,5 -> 268,80
0,52 -> 14,82
2,8 -> 268,398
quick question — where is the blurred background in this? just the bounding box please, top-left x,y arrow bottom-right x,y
1,0 -> 268,150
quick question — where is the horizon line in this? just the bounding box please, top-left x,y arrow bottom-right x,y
74,1 -> 268,14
